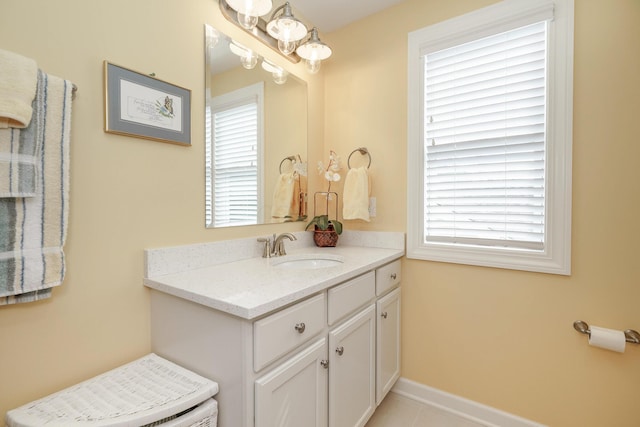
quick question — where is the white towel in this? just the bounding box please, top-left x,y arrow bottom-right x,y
343,166 -> 370,222
0,70 -> 44,198
271,172 -> 296,219
0,49 -> 38,129
0,72 -> 72,305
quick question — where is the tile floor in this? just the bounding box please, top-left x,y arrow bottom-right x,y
365,392 -> 488,427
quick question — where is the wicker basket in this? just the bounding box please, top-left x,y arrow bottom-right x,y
313,227 -> 339,247
6,353 -> 219,427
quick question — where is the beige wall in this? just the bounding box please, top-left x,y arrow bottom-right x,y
324,0 -> 640,426
1,0 -> 639,426
0,0 -> 321,417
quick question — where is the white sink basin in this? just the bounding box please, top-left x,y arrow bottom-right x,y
271,254 -> 344,269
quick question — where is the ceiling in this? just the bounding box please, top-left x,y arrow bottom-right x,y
286,0 -> 406,32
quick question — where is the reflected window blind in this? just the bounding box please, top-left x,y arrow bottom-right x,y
205,105 -> 212,226
212,102 -> 258,227
424,21 -> 547,250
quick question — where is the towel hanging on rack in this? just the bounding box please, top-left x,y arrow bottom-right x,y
271,171 -> 298,220
343,166 -> 370,222
0,50 -> 40,198
343,148 -> 372,221
0,48 -> 38,129
0,71 -> 73,305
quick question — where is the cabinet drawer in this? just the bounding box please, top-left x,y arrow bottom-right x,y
254,293 -> 326,372
375,259 -> 401,296
328,271 -> 375,325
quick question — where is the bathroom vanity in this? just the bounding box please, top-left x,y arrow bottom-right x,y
145,232 -> 403,427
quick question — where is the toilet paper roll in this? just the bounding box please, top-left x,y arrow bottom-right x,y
588,326 -> 626,353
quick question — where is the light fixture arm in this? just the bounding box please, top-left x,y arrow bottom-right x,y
299,27 -> 320,46
268,2 -> 289,22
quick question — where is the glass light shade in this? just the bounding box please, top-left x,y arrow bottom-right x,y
272,70 -> 288,85
240,52 -> 258,69
266,3 -> 307,44
277,39 -> 296,55
237,12 -> 258,30
296,28 -> 332,61
230,41 -> 259,69
226,0 -> 273,30
305,59 -> 321,74
261,60 -> 288,85
226,0 -> 272,15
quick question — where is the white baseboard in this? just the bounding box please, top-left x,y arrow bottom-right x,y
391,378 -> 547,427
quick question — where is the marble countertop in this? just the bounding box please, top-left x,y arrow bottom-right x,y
144,245 -> 403,320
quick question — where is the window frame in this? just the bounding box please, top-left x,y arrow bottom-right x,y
407,0 -> 574,275
206,82 -> 265,228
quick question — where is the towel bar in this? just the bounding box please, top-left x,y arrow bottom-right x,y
347,147 -> 371,169
573,320 -> 640,344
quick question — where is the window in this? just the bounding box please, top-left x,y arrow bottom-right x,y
206,83 -> 264,227
407,0 -> 573,274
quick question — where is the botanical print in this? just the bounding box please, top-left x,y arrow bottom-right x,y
119,79 -> 182,132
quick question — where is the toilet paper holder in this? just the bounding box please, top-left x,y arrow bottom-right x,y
573,320 -> 640,344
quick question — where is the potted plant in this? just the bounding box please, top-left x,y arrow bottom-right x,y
307,150 -> 343,247
306,214 -> 342,247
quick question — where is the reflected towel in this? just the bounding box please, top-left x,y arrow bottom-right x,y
0,72 -> 72,305
271,172 -> 296,219
0,49 -> 38,129
0,70 -> 45,198
343,166 -> 370,222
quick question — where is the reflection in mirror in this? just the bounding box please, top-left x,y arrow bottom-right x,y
205,24 -> 308,228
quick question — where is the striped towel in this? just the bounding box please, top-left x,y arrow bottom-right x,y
0,71 -> 72,305
0,70 -> 44,198
0,48 -> 38,129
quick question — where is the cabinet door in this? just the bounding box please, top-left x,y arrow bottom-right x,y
329,305 -> 376,427
376,287 -> 401,405
255,338 -> 328,427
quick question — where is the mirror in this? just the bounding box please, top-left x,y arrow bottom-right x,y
205,24 -> 308,228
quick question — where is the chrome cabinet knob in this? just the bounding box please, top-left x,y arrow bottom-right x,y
335,346 -> 344,356
320,359 -> 329,369
294,323 -> 306,333
381,312 -> 388,319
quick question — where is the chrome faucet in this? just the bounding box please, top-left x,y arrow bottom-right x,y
273,233 -> 297,256
257,233 -> 297,258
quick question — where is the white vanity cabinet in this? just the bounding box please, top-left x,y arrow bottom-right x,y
376,287 -> 401,404
375,260 -> 402,405
329,305 -> 376,427
327,272 -> 376,427
150,258 -> 401,427
255,337 -> 328,427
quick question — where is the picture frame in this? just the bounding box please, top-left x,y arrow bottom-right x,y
104,61 -> 191,146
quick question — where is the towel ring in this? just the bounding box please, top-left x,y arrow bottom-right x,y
347,147 -> 372,169
279,155 -> 296,174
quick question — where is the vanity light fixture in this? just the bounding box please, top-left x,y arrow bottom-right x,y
225,0 -> 273,30
296,27 -> 332,74
218,0 -> 333,73
229,40 -> 259,69
266,2 -> 308,55
261,59 -> 288,84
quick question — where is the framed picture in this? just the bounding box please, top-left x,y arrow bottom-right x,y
104,61 -> 191,146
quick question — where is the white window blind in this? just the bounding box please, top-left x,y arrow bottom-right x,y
211,101 -> 259,227
424,21 -> 547,250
